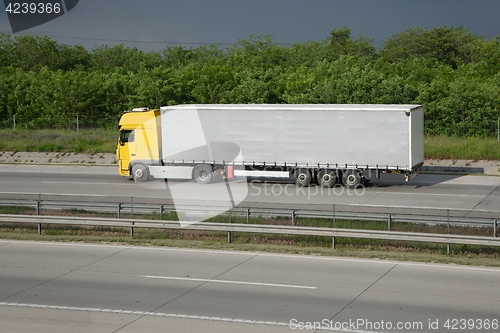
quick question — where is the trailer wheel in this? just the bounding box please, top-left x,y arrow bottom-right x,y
295,168 -> 312,187
131,164 -> 149,182
342,170 -> 363,188
318,169 -> 337,188
193,165 -> 213,184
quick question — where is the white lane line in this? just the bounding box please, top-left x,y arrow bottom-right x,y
41,181 -> 131,186
396,262 -> 500,273
0,302 -> 386,332
375,191 -> 484,197
0,192 -> 107,197
349,203 -> 500,212
41,181 -> 107,185
141,275 -> 317,290
0,302 -> 291,328
350,203 -> 474,211
0,170 -> 117,175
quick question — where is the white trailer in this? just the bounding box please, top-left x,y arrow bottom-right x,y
128,104 -> 424,188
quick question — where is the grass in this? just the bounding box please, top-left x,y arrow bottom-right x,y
0,128 -> 117,154
1,206 -> 499,267
424,135 -> 500,160
1,129 -> 499,160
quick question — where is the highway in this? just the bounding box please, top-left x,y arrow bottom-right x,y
1,241 -> 499,333
1,166 -> 500,332
0,164 -> 499,218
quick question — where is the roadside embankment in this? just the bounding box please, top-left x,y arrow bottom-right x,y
420,159 -> 500,176
0,151 -> 117,165
0,151 -> 499,176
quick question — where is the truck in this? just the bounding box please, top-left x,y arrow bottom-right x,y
116,104 -> 424,188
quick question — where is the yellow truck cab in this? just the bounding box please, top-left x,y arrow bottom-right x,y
116,107 -> 161,180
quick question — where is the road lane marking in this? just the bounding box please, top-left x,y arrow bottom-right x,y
41,181 -> 132,186
0,192 -> 110,197
141,275 -> 317,289
0,302 -> 291,327
0,302 -> 386,332
375,191 -> 484,197
350,203 -> 477,211
0,170 -> 117,175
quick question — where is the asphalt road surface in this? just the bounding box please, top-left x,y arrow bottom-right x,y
0,165 -> 499,218
1,240 -> 499,333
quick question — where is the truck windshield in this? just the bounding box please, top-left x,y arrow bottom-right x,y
119,130 -> 135,143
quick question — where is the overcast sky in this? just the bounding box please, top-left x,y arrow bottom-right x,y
1,0 -> 500,52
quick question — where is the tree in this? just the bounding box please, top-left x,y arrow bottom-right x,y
230,67 -> 285,104
228,34 -> 288,69
190,62 -> 236,104
90,44 -> 160,73
0,33 -> 92,72
326,27 -> 376,60
380,26 -> 478,69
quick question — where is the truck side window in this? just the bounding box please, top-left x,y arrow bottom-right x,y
120,130 -> 135,143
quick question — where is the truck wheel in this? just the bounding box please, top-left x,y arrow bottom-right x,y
131,164 -> 149,182
342,170 -> 362,188
295,168 -> 312,187
318,169 -> 337,188
193,165 -> 213,184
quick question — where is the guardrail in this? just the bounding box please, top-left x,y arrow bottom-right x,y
0,198 -> 498,235
1,214 -> 500,252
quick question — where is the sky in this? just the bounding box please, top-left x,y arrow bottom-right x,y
1,0 -> 500,52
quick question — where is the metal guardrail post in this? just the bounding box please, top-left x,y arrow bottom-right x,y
332,236 -> 336,249
292,210 -> 296,226
446,209 -> 451,255
246,208 -> 250,224
37,195 -> 41,234
388,214 -> 392,231
228,202 -> 232,243
160,205 -> 163,220
117,203 -> 121,218
494,220 -> 498,238
131,197 -> 134,217
333,204 -> 336,229
131,221 -> 134,238
447,210 -> 450,234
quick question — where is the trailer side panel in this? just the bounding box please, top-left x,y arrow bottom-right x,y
160,104 -> 423,171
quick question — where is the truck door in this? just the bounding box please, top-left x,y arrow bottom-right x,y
118,129 -> 136,173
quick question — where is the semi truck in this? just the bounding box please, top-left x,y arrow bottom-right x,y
117,104 -> 424,188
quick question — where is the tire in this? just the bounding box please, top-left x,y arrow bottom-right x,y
193,165 -> 213,184
131,164 -> 149,182
342,169 -> 363,188
295,168 -> 312,187
317,169 -> 337,188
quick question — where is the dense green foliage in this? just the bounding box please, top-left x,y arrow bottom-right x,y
0,27 -> 499,136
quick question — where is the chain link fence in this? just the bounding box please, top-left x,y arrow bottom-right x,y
425,117 -> 500,139
0,115 -> 119,131
1,115 -> 499,140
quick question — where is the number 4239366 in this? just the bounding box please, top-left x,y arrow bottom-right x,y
5,2 -> 62,14
443,319 -> 498,330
